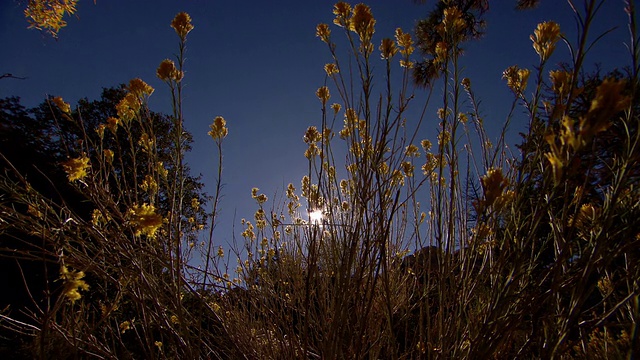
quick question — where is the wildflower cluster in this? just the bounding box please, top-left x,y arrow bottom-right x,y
24,0 -> 78,37
60,264 -> 89,304
530,21 -> 561,62
62,155 -> 90,182
208,116 -> 228,140
128,203 -> 164,238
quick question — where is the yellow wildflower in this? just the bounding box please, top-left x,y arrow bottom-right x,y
438,130 -> 451,147
62,156 -> 90,182
52,96 -> 71,113
128,78 -> 154,97
139,133 -> 155,152
391,169 -> 405,187
303,126 -> 322,144
157,59 -> 183,82
434,41 -> 448,64
128,203 -> 163,238
502,65 -> 530,94
154,341 -> 163,349
60,264 -> 89,304
545,151 -> 564,185
585,78 -> 630,134
191,198 -> 200,209
480,168 -> 509,208
91,209 -> 111,226
421,139 -> 432,152
208,116 -> 228,140
157,161 -> 168,179
217,246 -> 224,258
331,103 -> 342,114
531,21 -> 561,61
24,0 -> 78,37
96,123 -> 106,139
461,77 -> 471,90
140,175 -> 158,194
171,12 -> 194,38
350,4 -> 375,42
103,149 -> 114,164
401,161 -> 414,177
405,144 -> 420,157
549,70 -> 572,97
324,63 -> 339,76
316,86 -> 330,105
333,2 -> 352,28
116,93 -> 140,123
438,6 -> 466,37
120,320 -> 132,333
106,117 -> 119,133
316,23 -> 331,43
380,38 -> 398,59
395,28 -> 414,56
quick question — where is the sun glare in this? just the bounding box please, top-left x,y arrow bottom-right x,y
309,209 -> 324,224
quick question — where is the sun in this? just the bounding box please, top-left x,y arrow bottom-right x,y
308,209 -> 324,224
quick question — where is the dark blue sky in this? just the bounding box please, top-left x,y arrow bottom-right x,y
0,1 -> 632,246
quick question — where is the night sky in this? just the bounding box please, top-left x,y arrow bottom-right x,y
0,1 -> 631,248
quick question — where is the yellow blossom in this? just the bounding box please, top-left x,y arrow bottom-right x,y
401,161 -> 414,177
391,169 -> 405,187
316,23 -> 331,43
350,4 -> 375,42
139,133 -> 155,152
545,151 -> 564,185
91,209 -> 111,226
438,130 -> 451,147
60,264 -> 89,304
400,59 -> 414,68
405,144 -> 420,157
461,77 -> 471,90
434,41 -> 448,64
52,96 -> 71,113
171,12 -> 194,38
154,341 -> 163,349
128,203 -> 163,238
119,320 -> 132,333
316,86 -> 330,105
116,93 -> 140,123
380,38 -> 398,59
103,149 -> 114,164
106,117 -> 119,133
331,103 -> 342,114
157,162 -> 168,179
140,175 -> 158,194
531,21 -> 561,61
324,63 -> 339,76
303,126 -> 322,144
549,70 -> 572,97
157,59 -> 183,82
480,168 -> 509,208
217,246 -> 224,258
585,78 -> 630,134
421,139 -> 432,152
128,78 -> 154,97
333,2 -> 352,28
502,65 -> 530,94
395,28 -> 414,56
96,123 -> 106,139
191,198 -> 200,208
62,156 -> 90,182
24,0 -> 78,37
438,6 -> 466,37
208,116 -> 228,140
